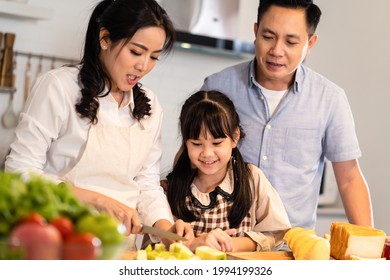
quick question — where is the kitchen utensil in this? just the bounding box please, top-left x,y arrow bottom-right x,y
2,56 -> 18,129
50,57 -> 56,70
0,32 -> 3,65
34,56 -> 43,82
140,224 -> 187,241
0,33 -> 16,87
23,54 -> 31,104
2,90 -> 18,129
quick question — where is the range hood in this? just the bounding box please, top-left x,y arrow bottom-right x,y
159,0 -> 255,54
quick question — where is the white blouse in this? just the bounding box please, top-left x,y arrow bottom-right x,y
5,66 -> 173,226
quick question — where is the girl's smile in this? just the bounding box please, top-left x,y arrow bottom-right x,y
186,130 -> 238,192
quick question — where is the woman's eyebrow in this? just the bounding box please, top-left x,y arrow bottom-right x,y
129,42 -> 163,53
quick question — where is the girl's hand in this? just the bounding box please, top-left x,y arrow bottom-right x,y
154,219 -> 194,247
170,219 -> 195,241
187,228 -> 237,252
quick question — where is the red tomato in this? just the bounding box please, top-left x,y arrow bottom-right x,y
9,222 -> 62,260
50,216 -> 74,240
21,212 -> 46,225
62,232 -> 101,260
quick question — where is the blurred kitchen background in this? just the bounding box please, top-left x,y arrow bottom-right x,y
1,0 -> 389,236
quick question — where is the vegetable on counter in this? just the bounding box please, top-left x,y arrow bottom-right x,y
0,171 -> 127,260
0,172 -> 93,237
136,243 -> 227,260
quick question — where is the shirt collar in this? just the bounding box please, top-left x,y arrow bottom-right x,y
294,65 -> 305,94
248,59 -> 304,95
104,88 -> 134,111
248,59 -> 257,88
122,90 -> 135,111
191,164 -> 235,197
190,165 -> 235,209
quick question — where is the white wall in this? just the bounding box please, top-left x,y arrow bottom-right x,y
304,0 -> 390,234
1,0 -> 389,235
0,0 -> 95,161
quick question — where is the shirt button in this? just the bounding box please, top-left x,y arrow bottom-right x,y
266,124 -> 271,129
262,155 -> 268,161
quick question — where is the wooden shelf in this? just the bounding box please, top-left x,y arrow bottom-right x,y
0,1 -> 52,20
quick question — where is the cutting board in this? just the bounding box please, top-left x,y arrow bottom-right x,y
121,251 -> 294,260
227,251 -> 294,260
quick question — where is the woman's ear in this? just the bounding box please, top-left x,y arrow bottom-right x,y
99,28 -> 111,50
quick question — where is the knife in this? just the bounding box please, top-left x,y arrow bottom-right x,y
140,224 -> 187,241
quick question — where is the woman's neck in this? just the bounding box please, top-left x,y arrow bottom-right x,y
111,90 -> 124,106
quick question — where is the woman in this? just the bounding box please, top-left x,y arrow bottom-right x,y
5,0 -> 192,248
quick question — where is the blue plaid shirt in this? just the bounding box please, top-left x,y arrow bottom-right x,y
201,59 -> 361,229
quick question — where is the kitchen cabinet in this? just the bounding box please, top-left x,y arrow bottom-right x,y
0,0 -> 52,20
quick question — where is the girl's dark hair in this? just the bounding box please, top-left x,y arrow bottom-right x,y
167,90 -> 253,229
257,0 -> 322,35
76,0 -> 175,124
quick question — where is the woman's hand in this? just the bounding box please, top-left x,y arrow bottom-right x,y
95,196 -> 142,236
186,228 -> 237,252
73,186 -> 142,235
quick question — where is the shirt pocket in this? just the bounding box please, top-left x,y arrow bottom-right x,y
283,128 -> 322,169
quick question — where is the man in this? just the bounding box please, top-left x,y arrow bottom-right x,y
201,0 -> 373,229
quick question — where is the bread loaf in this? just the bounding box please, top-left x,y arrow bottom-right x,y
330,222 -> 386,260
284,227 -> 330,260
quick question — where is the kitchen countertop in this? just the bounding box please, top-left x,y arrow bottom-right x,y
227,251 -> 294,260
121,251 -> 295,260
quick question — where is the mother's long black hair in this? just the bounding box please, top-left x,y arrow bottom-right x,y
167,90 -> 253,228
76,0 -> 175,124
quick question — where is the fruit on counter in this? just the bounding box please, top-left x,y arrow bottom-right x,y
62,232 -> 101,260
21,212 -> 46,225
169,242 -> 198,260
0,171 -> 128,259
136,243 -> 199,260
8,220 -> 62,260
283,227 -> 330,260
50,216 -> 74,240
76,213 -> 126,244
75,213 -> 128,260
135,243 -> 227,260
195,246 -> 227,260
0,171 -> 95,238
329,222 -> 386,260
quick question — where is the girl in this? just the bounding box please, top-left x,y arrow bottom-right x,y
5,0 -> 192,248
167,90 -> 291,252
